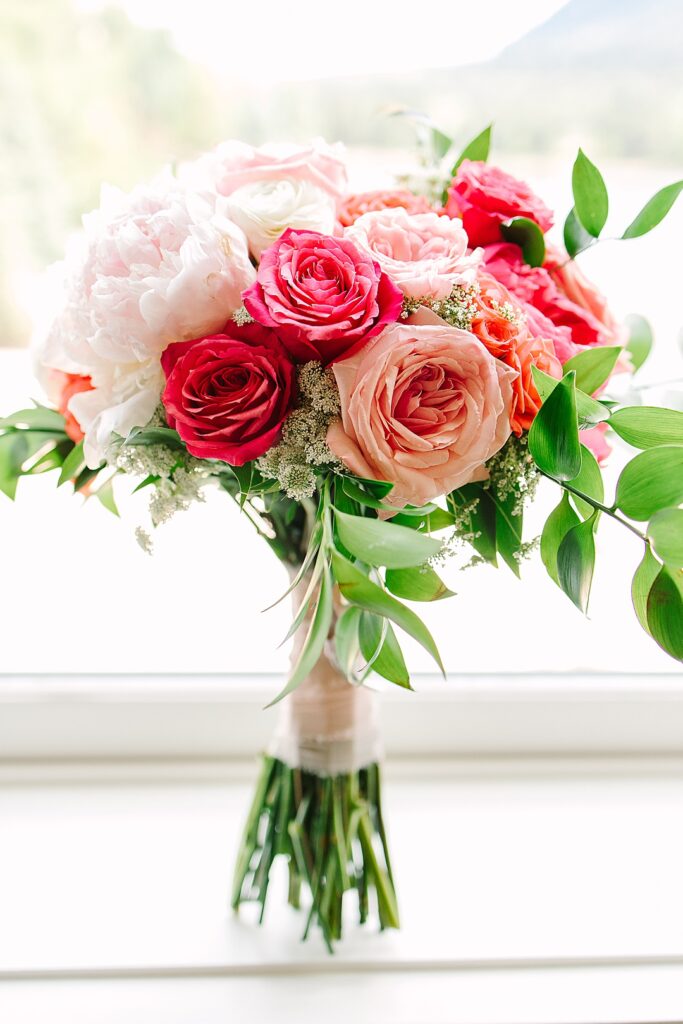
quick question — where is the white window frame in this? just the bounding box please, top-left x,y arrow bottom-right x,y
1,671 -> 682,761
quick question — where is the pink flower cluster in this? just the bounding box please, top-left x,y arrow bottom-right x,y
41,141 -> 624,495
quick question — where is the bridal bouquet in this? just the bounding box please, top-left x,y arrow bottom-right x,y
2,128 -> 682,950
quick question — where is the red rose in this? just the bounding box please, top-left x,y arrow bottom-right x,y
242,228 -> 403,364
161,324 -> 295,465
446,161 -> 553,247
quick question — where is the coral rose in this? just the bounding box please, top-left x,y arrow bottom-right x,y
57,373 -> 94,443
242,229 -> 403,364
161,324 -> 295,465
326,308 -> 515,508
344,208 -> 481,301
469,272 -> 562,435
338,189 -> 432,227
446,161 -> 553,247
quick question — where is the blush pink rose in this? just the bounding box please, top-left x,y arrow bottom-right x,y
446,161 -> 554,247
344,208 -> 481,301
338,189 -> 432,227
242,228 -> 403,364
190,139 -> 347,199
581,422 -> 612,464
327,307 -> 515,508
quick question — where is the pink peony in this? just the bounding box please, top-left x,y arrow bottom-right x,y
446,161 -> 554,247
344,208 -> 481,301
338,189 -> 432,227
327,307 -> 515,508
242,229 -> 403,364
39,176 -> 255,467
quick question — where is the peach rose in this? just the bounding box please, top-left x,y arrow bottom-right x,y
327,308 -> 515,507
338,189 -> 432,227
344,208 -> 481,301
469,272 -> 562,435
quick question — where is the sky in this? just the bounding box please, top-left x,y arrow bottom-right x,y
77,0 -> 569,83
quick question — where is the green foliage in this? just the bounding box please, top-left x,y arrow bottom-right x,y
358,612 -> 411,688
615,446 -> 683,521
563,207 -> 594,258
528,372 -> 582,480
646,566 -> 683,661
448,123 -> 492,176
624,314 -> 653,373
500,217 -> 546,267
541,493 -> 580,586
609,407 -> 683,449
333,508 -> 442,569
572,149 -> 609,236
562,347 -> 621,396
385,566 -> 453,602
622,180 -> 683,238
631,545 -> 662,636
556,511 -> 598,613
267,565 -> 334,706
334,606 -> 362,680
647,509 -> 683,567
565,445 -> 605,519
331,551 -> 444,675
531,367 -> 610,427
493,490 -> 524,578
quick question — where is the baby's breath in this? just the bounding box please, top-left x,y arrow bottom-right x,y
401,283 -> 479,331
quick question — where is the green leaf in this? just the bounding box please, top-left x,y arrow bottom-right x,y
541,493 -> 580,586
0,431 -> 65,499
563,207 -> 594,258
609,407 -> 683,449
124,426 -> 185,449
632,545 -> 662,636
531,366 -> 610,427
267,566 -> 334,706
557,511 -> 598,612
341,477 -> 436,517
492,490 -> 524,578
572,149 -> 609,237
624,314 -> 653,373
391,507 -> 455,532
646,566 -> 683,661
500,217 -> 546,267
562,347 -> 621,396
449,484 -> 497,564
358,612 -> 411,689
95,479 -> 120,517
58,441 -> 85,486
648,509 -> 683,568
528,371 -> 582,480
0,406 -> 66,431
332,551 -> 445,675
615,446 -> 683,521
385,565 -> 454,602
452,124 -> 492,172
566,444 -> 604,519
334,605 -> 362,680
622,180 -> 683,239
334,508 -> 442,569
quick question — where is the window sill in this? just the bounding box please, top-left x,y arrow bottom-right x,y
1,754 -> 683,1022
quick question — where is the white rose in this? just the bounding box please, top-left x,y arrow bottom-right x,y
225,177 -> 337,257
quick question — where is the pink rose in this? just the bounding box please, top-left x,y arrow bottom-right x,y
344,208 -> 481,301
483,242 -> 623,361
446,161 -> 554,247
327,308 -> 515,508
581,422 -> 612,465
192,139 -> 347,199
161,323 -> 295,465
242,229 -> 403,364
338,189 -> 432,227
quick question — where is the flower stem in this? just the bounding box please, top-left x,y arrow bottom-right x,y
545,473 -> 648,542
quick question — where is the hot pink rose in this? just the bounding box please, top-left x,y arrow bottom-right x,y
446,161 -> 554,247
193,139 -> 347,199
483,242 -> 623,361
344,208 -> 481,301
161,323 -> 295,465
242,229 -> 403,364
338,189 -> 432,227
327,308 -> 515,508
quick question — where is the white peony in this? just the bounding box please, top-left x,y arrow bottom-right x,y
225,177 -> 337,257
38,174 -> 255,467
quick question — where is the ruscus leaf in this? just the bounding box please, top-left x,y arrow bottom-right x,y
609,407 -> 683,449
648,509 -> 683,568
615,446 -> 683,521
556,511 -> 598,612
358,612 -> 411,688
562,347 -> 621,396
528,371 -> 582,480
563,207 -> 594,258
500,216 -> 546,267
646,566 -> 683,661
334,508 -> 442,569
631,545 -> 662,636
385,565 -> 454,602
572,148 -> 609,237
540,493 -> 580,586
624,314 -> 653,373
622,181 -> 683,239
